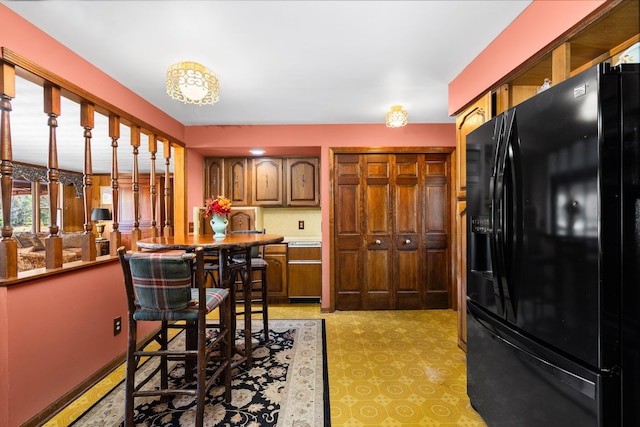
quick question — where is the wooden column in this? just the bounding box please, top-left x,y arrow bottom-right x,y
0,61 -> 17,279
44,84 -> 63,269
109,115 -> 121,255
81,102 -> 96,261
163,141 -> 173,236
148,136 -> 159,237
130,126 -> 142,250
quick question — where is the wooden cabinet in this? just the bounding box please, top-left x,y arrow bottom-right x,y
491,1 -> 638,111
203,156 -> 320,208
288,245 -> 322,299
454,94 -> 491,352
264,243 -> 288,302
228,208 -> 256,231
286,157 -> 320,207
251,158 -> 283,206
333,151 -> 452,310
203,157 -> 224,200
225,158 -> 250,206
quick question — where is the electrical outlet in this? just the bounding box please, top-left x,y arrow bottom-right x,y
113,316 -> 122,336
298,220 -> 304,230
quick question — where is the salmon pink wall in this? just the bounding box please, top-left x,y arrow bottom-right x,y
1,262 -> 158,427
185,123 -> 456,308
448,0 -> 606,115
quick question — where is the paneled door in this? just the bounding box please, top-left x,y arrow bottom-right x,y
334,151 -> 451,310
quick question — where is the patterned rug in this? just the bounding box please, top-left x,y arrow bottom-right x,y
71,319 -> 329,426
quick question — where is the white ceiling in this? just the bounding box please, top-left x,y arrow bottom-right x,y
3,0 -> 532,127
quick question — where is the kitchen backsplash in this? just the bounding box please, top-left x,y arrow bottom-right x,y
262,208 -> 321,239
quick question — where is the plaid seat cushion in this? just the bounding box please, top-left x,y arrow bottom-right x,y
133,288 -> 229,321
129,251 -> 194,310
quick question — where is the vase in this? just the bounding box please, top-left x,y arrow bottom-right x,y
210,214 -> 228,239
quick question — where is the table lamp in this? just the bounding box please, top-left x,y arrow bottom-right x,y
91,208 -> 112,240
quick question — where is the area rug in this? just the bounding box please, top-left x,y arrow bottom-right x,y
71,319 -> 329,426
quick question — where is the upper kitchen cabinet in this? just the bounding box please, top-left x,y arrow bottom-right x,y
251,158 -> 284,206
203,156 -> 320,207
204,157 -> 224,200
286,157 -> 320,207
225,158 -> 250,206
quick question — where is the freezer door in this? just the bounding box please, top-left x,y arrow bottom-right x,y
467,302 -> 619,427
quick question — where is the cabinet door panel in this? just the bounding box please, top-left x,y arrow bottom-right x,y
394,154 -> 422,308
423,156 -> 450,308
225,158 -> 250,205
287,157 -> 320,206
204,157 -> 224,200
363,155 -> 392,309
252,158 -> 283,206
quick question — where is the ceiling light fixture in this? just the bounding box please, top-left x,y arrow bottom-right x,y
386,105 -> 408,128
249,149 -> 266,156
166,61 -> 219,106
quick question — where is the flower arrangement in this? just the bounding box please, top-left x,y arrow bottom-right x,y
204,195 -> 232,218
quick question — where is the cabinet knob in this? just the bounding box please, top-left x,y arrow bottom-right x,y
405,239 -> 411,244
375,239 -> 381,245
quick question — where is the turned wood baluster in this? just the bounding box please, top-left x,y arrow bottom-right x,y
80,103 -> 96,261
109,115 -> 121,255
0,61 -> 17,279
44,84 -> 63,269
149,136 -> 158,237
130,126 -> 142,250
163,141 -> 173,236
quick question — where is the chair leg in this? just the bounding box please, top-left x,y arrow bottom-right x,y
261,267 -> 269,343
124,317 -> 137,427
160,320 -> 169,390
195,316 -> 207,426
222,294 -> 232,402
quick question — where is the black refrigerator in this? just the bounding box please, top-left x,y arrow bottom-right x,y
466,62 -> 639,427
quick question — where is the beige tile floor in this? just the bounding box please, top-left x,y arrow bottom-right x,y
45,304 -> 487,426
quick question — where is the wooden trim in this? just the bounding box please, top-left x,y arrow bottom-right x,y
331,146 -> 454,155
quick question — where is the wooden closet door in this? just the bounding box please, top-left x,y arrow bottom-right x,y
334,154 -> 364,310
363,154 -> 393,309
423,155 -> 450,308
394,154 -> 423,309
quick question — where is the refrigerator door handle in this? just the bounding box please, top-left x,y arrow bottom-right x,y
491,115 -> 508,317
490,116 -> 507,316
500,112 -> 522,323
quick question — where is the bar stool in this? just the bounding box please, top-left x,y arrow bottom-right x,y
231,229 -> 270,343
117,246 -> 232,427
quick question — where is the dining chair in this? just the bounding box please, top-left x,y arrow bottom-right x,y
117,246 -> 232,427
231,229 -> 270,343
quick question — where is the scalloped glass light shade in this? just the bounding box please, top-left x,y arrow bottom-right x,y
386,105 -> 408,128
166,61 -> 219,106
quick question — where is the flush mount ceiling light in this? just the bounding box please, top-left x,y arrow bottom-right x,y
249,149 -> 266,156
386,105 -> 408,128
166,61 -> 219,106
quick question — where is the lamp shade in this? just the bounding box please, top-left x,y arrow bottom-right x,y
166,61 -> 220,106
91,208 -> 112,221
386,105 -> 408,128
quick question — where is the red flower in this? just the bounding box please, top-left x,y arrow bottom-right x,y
204,196 -> 232,218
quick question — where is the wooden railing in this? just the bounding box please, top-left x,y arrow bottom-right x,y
0,49 -> 182,280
